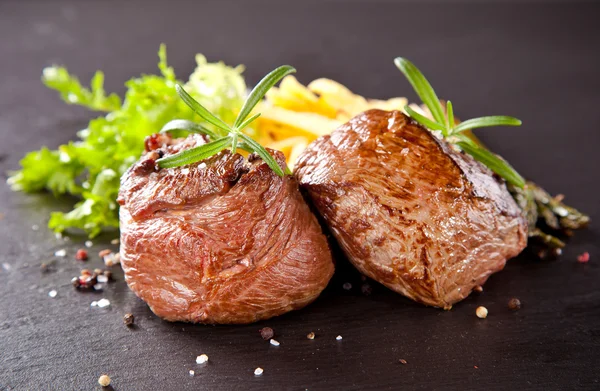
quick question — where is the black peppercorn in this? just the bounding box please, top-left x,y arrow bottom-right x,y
124,313 -> 135,327
508,298 -> 521,311
259,327 -> 274,340
361,283 -> 372,296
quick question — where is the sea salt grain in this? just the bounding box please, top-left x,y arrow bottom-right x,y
97,275 -> 109,283
336,335 -> 343,341
189,370 -> 195,377
196,354 -> 208,364
91,298 -> 111,308
54,249 -> 66,257
254,367 -> 263,376
111,238 -> 120,245
269,339 -> 280,346
85,240 -> 93,248
48,290 -> 57,298
32,224 -> 39,231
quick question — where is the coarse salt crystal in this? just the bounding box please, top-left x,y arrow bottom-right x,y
254,367 -> 263,376
196,354 -> 208,364
54,249 -> 66,257
198,163 -> 207,169
55,232 -> 63,240
48,290 -> 57,298
336,335 -> 343,341
97,275 -> 109,283
343,282 -> 352,290
93,284 -> 103,291
85,240 -> 93,248
97,298 -> 110,308
180,168 -> 190,175
32,224 -> 39,231
189,370 -> 195,377
91,298 -> 110,308
269,339 -> 280,346
111,238 -> 120,245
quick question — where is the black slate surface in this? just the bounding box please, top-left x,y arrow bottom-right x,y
1,1 -> 599,390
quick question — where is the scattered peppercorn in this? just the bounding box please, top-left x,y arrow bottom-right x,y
577,252 -> 590,263
476,306 -> 488,319
361,283 -> 372,296
399,359 -> 407,365
40,262 -> 50,273
124,313 -> 135,327
98,374 -> 111,387
259,327 -> 274,340
508,298 -> 521,311
71,269 -> 102,291
75,249 -> 88,261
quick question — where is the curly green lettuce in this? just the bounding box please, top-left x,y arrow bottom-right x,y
8,45 -> 246,237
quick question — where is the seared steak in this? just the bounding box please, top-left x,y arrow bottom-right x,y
294,109 -> 527,309
118,133 -> 334,324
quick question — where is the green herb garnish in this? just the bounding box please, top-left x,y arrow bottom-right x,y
394,57 -> 525,188
156,65 -> 296,176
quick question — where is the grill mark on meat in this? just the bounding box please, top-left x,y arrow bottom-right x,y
118,133 -> 334,324
295,109 -> 527,308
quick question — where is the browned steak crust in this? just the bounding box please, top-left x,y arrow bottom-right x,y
118,134 -> 334,324
294,109 -> 527,309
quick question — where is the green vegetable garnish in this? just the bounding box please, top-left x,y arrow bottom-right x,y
156,65 -> 296,176
394,57 -> 525,188
8,45 -> 247,237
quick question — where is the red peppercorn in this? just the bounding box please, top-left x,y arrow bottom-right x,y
144,133 -> 161,151
577,252 -> 590,263
75,249 -> 88,261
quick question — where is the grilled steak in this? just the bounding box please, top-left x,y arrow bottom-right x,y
294,109 -> 527,309
118,133 -> 334,324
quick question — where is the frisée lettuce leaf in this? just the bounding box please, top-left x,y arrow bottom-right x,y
7,44 -> 246,237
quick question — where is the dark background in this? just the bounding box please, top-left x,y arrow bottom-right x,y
1,1 -> 599,390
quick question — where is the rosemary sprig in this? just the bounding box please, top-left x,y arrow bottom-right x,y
156,65 -> 296,176
394,57 -> 525,188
